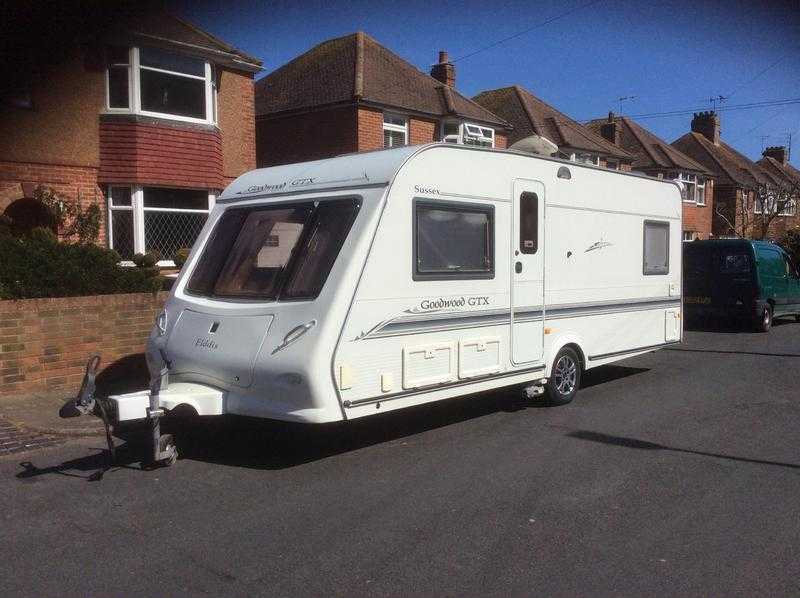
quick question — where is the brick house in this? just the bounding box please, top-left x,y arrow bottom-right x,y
255,32 -> 511,167
0,11 -> 261,263
585,113 -> 715,240
756,146 -> 800,237
671,112 -> 797,239
473,86 -> 633,170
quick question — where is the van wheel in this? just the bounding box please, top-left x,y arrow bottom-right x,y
756,305 -> 772,333
545,347 -> 582,405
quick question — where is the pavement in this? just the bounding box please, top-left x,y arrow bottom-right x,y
1,320 -> 799,596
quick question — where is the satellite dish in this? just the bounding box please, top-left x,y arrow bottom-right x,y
510,134 -> 559,156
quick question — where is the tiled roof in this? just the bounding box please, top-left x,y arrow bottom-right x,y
671,132 -> 770,189
255,32 -> 509,127
756,156 -> 800,190
585,115 -> 711,175
472,86 -> 632,160
114,13 -> 262,71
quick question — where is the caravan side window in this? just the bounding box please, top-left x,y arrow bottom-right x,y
519,192 -> 538,254
413,199 -> 494,280
643,220 -> 670,275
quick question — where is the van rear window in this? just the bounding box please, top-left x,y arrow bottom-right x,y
186,198 -> 360,301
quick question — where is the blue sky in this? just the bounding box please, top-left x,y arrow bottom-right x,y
172,0 -> 800,166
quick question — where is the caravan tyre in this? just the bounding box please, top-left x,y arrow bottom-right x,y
545,347 -> 581,405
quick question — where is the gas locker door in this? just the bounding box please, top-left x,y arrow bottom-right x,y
511,179 -> 545,365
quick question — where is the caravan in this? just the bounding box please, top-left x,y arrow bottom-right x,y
76,144 -> 683,464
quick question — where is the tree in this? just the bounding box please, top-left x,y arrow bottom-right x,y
715,179 -> 799,240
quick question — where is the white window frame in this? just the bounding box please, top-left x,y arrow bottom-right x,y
105,47 -> 217,125
108,185 -> 215,266
696,176 -> 706,205
667,172 -> 701,204
383,113 -> 408,148
440,120 -> 495,148
560,151 -> 599,166
682,230 -> 696,242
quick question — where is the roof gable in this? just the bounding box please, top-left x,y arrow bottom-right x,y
672,132 -> 769,189
473,86 -> 632,161
757,155 -> 800,189
255,32 -> 508,127
585,116 -> 710,174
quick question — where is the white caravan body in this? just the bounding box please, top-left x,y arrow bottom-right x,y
114,144 -> 682,424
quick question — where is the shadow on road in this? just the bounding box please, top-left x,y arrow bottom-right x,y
665,347 -> 800,358
581,364 -> 648,389
566,429 -> 800,470
16,443 -> 144,482
14,364 -> 649,477
685,317 -> 796,334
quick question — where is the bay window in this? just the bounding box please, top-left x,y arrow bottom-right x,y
108,186 -> 214,264
105,46 -> 216,124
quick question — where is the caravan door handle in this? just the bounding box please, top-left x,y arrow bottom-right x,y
515,261 -> 523,273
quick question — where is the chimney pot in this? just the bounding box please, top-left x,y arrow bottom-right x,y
763,145 -> 788,165
430,50 -> 455,87
691,110 -> 721,145
600,113 -> 619,145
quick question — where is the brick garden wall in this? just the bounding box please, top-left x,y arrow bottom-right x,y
0,292 -> 168,401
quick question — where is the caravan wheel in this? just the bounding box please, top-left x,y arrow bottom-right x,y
545,347 -> 582,405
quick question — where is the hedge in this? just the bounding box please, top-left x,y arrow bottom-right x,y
0,227 -> 162,300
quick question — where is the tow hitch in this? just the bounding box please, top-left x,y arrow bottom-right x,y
59,351 -> 179,469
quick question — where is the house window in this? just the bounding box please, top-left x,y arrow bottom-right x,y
667,172 -> 701,203
107,185 -> 214,264
643,220 -> 669,275
606,160 -> 619,170
383,113 -> 408,148
440,121 -> 495,148
560,151 -> 599,166
696,177 -> 706,205
682,230 -> 695,242
413,199 -> 494,280
106,46 -> 216,124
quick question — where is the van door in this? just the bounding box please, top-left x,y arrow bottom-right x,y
511,179 -> 545,364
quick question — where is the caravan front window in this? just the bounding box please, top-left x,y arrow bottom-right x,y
187,198 -> 360,300
413,199 -> 494,280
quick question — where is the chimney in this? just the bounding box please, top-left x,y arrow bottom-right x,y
763,145 -> 788,165
691,111 -> 721,145
599,111 -> 619,145
430,50 -> 455,87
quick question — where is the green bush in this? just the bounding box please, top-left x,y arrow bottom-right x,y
173,248 -> 190,268
132,251 -> 162,269
0,227 -> 163,299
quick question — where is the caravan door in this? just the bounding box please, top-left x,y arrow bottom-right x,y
511,179 -> 545,364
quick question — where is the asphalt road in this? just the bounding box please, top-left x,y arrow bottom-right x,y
2,321 -> 799,597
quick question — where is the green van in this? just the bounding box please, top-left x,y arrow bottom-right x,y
683,239 -> 800,332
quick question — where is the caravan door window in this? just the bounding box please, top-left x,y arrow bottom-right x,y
186,198 -> 360,300
413,199 -> 494,280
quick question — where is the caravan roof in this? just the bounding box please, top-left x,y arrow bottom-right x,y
218,145 -> 420,203
219,143 -> 679,205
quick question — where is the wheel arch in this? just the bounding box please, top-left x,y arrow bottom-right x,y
546,333 -> 587,377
